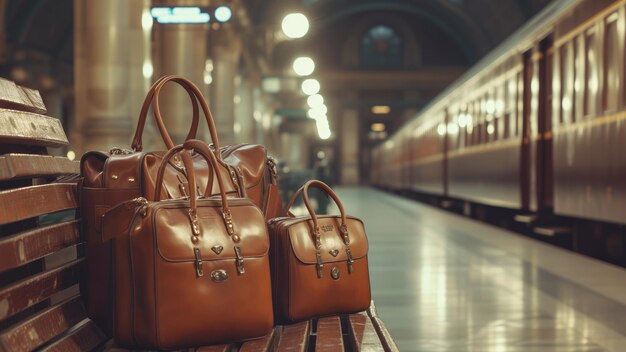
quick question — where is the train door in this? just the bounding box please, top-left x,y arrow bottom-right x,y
522,35 -> 554,212
536,36 -> 554,212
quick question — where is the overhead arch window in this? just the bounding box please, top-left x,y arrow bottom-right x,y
360,25 -> 403,69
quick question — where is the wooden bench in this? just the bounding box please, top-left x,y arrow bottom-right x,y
0,79 -> 398,352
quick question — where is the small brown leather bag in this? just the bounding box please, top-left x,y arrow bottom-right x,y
80,75 -> 282,334
102,139 -> 273,349
267,180 -> 371,323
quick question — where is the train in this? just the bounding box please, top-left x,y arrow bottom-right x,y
371,0 -> 626,264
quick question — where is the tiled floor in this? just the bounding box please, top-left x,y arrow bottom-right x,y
333,187 -> 626,352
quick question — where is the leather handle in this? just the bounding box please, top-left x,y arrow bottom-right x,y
132,76 -> 222,156
131,75 -> 200,151
286,180 -> 353,278
154,140 -> 230,215
285,180 -> 347,230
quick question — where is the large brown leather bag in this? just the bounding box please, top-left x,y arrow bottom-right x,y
102,139 -> 273,349
267,180 -> 371,323
80,75 -> 281,334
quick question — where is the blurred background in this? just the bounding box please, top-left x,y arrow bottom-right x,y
0,0 -> 552,187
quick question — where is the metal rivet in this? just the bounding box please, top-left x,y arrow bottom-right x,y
111,175 -> 118,180
192,236 -> 200,243
232,235 -> 240,242
128,177 -> 135,183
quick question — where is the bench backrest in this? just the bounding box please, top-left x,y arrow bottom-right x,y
0,78 -> 107,351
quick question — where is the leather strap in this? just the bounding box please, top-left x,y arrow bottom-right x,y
131,75 -> 200,151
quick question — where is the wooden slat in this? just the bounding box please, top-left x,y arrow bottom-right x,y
0,259 -> 82,321
0,110 -> 68,147
0,220 -> 80,272
370,317 -> 399,352
0,79 -> 47,114
366,301 -> 378,318
0,154 -> 79,181
347,314 -> 385,352
276,321 -> 310,352
0,183 -> 77,225
0,297 -> 86,352
366,301 -> 399,351
238,328 -> 276,352
315,317 -> 344,352
40,319 -> 107,352
195,344 -> 234,352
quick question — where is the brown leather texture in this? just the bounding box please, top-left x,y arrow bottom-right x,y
268,180 -> 371,324
110,141 -> 274,349
80,75 -> 282,335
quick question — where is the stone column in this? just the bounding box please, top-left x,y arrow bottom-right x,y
210,28 -> 242,146
154,18 -> 210,147
74,0 -> 137,154
340,108 -> 360,185
234,77 -> 256,144
128,0 -> 153,147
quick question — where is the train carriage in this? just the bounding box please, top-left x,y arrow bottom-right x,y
373,0 -> 626,230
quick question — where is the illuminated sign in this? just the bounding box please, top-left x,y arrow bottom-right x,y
150,6 -> 232,24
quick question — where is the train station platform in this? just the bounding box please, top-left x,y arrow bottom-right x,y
336,187 -> 626,352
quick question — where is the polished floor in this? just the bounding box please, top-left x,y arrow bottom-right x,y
331,187 -> 626,352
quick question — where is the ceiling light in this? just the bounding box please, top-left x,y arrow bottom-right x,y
293,57 -> 315,76
301,78 -> 320,95
214,6 -> 232,22
281,13 -> 309,39
371,123 -> 385,132
371,105 -> 390,114
307,94 -> 324,108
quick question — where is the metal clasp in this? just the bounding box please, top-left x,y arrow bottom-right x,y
109,147 -> 134,155
188,209 -> 201,243
316,252 -> 324,279
222,210 -> 239,242
234,246 -> 245,275
194,248 -> 203,277
177,174 -> 189,197
346,248 -> 354,274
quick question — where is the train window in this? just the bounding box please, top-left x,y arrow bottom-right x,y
558,45 -> 566,124
560,42 -> 574,124
584,29 -> 598,117
573,38 -> 583,122
603,15 -> 619,112
503,78 -> 511,139
517,71 -> 523,136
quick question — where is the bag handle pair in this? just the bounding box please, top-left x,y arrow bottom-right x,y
154,139 -> 240,244
285,180 -> 354,278
131,75 -> 221,157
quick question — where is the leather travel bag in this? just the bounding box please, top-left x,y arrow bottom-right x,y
80,75 -> 282,334
267,180 -> 371,323
101,139 -> 274,349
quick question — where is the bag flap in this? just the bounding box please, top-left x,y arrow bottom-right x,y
288,216 -> 368,265
142,152 -> 239,201
221,144 -> 266,188
154,200 -> 269,262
